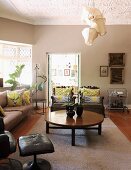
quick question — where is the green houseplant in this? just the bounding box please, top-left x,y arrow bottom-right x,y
5,64 -> 25,90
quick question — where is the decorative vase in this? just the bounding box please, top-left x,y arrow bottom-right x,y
66,105 -> 75,118
76,105 -> 83,117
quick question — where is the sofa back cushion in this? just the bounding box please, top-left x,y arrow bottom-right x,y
22,90 -> 31,105
80,88 -> 100,96
53,86 -> 73,96
0,91 -> 7,107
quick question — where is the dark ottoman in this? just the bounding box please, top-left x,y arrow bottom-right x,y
18,133 -> 54,170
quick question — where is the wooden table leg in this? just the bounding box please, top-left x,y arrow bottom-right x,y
46,122 -> 49,134
72,129 -> 75,146
98,124 -> 102,135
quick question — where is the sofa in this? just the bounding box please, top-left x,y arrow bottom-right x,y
0,89 -> 34,131
51,86 -> 76,111
79,86 -> 105,117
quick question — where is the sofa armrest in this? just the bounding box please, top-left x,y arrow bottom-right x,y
99,96 -> 104,105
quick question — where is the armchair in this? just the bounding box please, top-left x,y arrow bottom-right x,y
79,86 -> 105,117
0,117 -> 22,169
50,86 -> 76,111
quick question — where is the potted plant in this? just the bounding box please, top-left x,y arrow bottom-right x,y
75,102 -> 83,117
5,64 -> 25,90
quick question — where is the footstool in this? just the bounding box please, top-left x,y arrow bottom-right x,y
18,133 -> 54,170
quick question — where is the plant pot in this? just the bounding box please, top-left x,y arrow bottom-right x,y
76,105 -> 83,117
66,105 -> 74,111
66,110 -> 75,118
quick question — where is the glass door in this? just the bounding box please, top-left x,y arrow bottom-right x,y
48,53 -> 80,105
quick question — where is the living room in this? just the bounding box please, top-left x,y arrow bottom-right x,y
0,1 -> 131,170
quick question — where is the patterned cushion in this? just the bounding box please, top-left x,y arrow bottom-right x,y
0,105 -> 5,117
7,90 -> 23,107
22,90 -> 31,105
82,88 -> 100,96
54,96 -> 69,103
83,96 -> 100,103
55,87 -> 72,96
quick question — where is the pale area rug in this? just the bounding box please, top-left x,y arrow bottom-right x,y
10,116 -> 131,170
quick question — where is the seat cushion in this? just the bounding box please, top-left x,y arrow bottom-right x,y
18,134 -> 54,156
4,104 -> 33,117
53,95 -> 69,103
4,111 -> 23,130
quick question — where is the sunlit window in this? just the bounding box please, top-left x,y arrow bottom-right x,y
0,41 -> 32,87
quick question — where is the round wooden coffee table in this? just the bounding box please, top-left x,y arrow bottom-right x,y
44,110 -> 104,146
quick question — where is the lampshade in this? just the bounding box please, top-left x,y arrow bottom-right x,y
91,18 -> 107,36
81,5 -> 106,45
82,27 -> 98,46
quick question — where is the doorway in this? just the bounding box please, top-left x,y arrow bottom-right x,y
48,53 -> 81,105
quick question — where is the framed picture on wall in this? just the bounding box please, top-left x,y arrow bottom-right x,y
110,67 -> 124,84
109,53 -> 125,67
100,66 -> 108,77
64,69 -> 70,76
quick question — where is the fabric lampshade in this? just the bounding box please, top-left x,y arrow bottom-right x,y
82,27 -> 98,46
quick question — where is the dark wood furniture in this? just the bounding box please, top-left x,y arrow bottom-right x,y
79,86 -> 105,117
44,110 -> 104,146
50,86 -> 76,112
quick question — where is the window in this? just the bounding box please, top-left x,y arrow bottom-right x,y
0,41 -> 32,87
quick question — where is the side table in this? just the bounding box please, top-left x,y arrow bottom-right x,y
33,98 -> 46,114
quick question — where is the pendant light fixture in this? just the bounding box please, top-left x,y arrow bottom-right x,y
81,1 -> 107,46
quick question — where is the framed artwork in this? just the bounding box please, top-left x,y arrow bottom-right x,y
109,53 -> 125,67
64,69 -> 70,76
71,70 -> 75,77
110,67 -> 124,84
100,66 -> 108,77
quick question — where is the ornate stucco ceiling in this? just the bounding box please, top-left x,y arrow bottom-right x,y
0,0 -> 131,25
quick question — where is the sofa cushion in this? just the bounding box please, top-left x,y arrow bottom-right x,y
54,95 -> 69,103
81,88 -> 100,96
0,91 -> 7,107
7,90 -> 23,107
4,111 -> 23,130
83,96 -> 100,103
4,104 -> 33,117
22,90 -> 31,105
0,105 -> 5,117
54,87 -> 73,96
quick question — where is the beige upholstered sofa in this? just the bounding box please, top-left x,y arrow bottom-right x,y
0,89 -> 33,131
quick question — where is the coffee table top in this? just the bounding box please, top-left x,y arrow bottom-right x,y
44,110 -> 104,128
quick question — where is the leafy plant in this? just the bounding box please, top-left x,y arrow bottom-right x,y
5,64 -> 25,90
30,74 -> 47,96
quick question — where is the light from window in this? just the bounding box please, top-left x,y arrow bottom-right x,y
0,41 -> 32,87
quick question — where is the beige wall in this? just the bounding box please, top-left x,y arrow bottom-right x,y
33,25 -> 131,104
0,17 -> 131,104
0,17 -> 34,44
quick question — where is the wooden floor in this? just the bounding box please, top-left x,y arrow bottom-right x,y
107,109 -> 131,142
12,109 -> 131,142
11,112 -> 42,139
